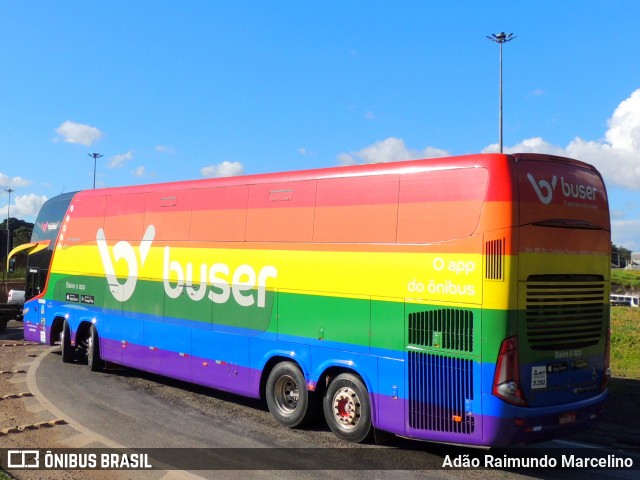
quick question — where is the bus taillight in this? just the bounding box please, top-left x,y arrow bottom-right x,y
492,336 -> 527,406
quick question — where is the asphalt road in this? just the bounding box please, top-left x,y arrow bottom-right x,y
27,339 -> 639,480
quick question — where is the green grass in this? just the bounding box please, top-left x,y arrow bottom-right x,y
610,306 -> 640,379
611,269 -> 640,290
610,269 -> 640,378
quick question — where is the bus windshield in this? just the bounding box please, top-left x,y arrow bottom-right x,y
31,192 -> 78,243
25,192 -> 77,300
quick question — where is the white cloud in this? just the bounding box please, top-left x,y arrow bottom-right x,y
484,136 -> 640,191
3,193 -> 47,218
155,145 -> 175,154
606,89 -> 640,151
200,161 -> 244,178
54,121 -> 103,146
0,173 -> 31,188
343,90 -> 640,191
108,151 -> 134,169
480,89 -> 640,191
482,90 -> 640,249
610,209 -> 626,220
132,166 -> 155,178
298,147 -> 317,157
482,137 -> 568,157
338,137 -> 450,166
337,89 -> 640,250
612,219 -> 640,252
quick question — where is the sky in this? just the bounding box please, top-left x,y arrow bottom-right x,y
1,1 -> 640,250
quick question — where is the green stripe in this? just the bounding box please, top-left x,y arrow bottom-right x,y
47,273 -> 530,359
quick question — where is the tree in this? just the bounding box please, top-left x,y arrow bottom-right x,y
1,217 -> 34,250
612,243 -> 633,267
13,226 -> 32,246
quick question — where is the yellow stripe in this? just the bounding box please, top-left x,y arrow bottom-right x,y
518,252 -> 610,281
52,244 -> 488,306
50,243 -> 610,312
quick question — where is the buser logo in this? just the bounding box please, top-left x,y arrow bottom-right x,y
527,173 -> 598,205
527,173 -> 557,205
97,225 -> 155,302
96,225 -> 278,308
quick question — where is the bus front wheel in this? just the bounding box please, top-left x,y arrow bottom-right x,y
266,361 -> 314,428
61,321 -> 75,363
87,325 -> 104,372
323,373 -> 373,443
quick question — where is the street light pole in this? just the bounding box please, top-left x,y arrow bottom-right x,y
487,32 -> 516,153
4,188 -> 14,272
88,153 -> 103,189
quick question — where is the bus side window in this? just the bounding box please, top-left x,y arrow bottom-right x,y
314,175 -> 399,243
247,181 -> 316,242
104,193 -> 147,241
191,185 -> 248,242
397,168 -> 488,244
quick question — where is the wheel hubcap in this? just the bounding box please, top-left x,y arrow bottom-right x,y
87,335 -> 93,361
332,387 -> 361,430
274,375 -> 299,414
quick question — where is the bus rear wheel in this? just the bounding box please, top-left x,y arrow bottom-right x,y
87,325 -> 104,372
266,361 -> 314,428
323,373 -> 373,443
61,321 -> 75,363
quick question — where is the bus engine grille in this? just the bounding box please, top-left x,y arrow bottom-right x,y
525,275 -> 606,351
408,352 -> 475,434
408,309 -> 473,352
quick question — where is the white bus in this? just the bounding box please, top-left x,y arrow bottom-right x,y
610,294 -> 640,307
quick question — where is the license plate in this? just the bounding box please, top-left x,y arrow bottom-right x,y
559,412 -> 576,425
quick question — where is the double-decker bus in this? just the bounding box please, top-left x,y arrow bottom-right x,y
15,153 -> 611,446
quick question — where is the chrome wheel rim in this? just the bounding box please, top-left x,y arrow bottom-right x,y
332,386 -> 361,430
273,374 -> 299,415
87,334 -> 94,362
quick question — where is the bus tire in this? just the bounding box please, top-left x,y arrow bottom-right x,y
323,373 -> 373,443
87,325 -> 104,372
61,321 -> 75,363
266,361 -> 314,428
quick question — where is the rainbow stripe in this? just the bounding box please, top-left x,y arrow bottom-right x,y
24,153 -> 611,446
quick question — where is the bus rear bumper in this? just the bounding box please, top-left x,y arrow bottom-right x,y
23,320 -> 47,344
481,391 -> 608,446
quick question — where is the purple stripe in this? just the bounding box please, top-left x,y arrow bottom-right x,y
30,326 -> 605,447
24,321 -> 44,343
100,338 -> 259,398
373,392 -> 604,446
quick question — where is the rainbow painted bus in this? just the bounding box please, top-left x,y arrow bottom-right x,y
15,153 -> 611,446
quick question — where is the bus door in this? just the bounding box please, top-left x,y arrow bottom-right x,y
25,267 -> 42,301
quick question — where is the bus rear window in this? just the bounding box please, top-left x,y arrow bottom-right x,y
518,160 -> 609,230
